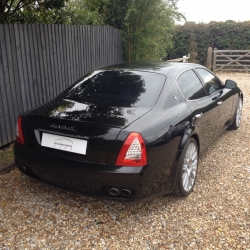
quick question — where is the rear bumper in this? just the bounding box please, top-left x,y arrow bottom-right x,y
14,143 -> 176,201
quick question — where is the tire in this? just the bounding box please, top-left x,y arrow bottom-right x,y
174,138 -> 199,197
229,97 -> 243,130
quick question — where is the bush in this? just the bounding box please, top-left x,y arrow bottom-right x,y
168,20 -> 250,65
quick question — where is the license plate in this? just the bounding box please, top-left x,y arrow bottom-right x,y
41,133 -> 87,155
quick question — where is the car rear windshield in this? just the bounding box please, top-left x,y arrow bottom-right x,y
64,70 -> 166,107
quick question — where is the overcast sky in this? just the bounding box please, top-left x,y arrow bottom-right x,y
177,0 -> 250,23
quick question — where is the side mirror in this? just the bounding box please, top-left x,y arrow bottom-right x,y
225,79 -> 237,89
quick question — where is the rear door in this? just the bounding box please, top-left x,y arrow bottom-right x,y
194,68 -> 235,137
176,69 -> 219,152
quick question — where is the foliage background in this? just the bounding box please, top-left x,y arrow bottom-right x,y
167,20 -> 250,65
1,1 -> 250,64
0,0 -> 184,61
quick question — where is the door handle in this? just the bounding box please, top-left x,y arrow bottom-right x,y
217,101 -> 223,105
212,95 -> 220,101
192,113 -> 203,126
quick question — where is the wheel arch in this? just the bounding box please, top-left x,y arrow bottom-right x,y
240,92 -> 243,102
178,127 -> 200,152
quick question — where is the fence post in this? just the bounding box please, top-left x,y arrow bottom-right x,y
207,47 -> 212,70
213,48 -> 217,71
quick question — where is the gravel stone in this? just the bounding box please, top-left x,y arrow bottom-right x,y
0,72 -> 249,249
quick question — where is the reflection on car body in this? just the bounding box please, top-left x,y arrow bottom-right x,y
14,62 -> 243,201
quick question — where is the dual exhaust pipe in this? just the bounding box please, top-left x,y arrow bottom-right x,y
18,163 -> 28,172
109,187 -> 133,197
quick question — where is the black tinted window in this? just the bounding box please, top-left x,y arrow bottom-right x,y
64,70 -> 165,107
196,68 -> 222,95
177,70 -> 206,100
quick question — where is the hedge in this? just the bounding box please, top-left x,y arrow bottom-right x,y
167,20 -> 250,66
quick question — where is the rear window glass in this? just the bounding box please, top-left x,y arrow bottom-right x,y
64,70 -> 165,107
177,70 -> 206,100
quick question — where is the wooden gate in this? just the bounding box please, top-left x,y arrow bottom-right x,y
213,49 -> 250,71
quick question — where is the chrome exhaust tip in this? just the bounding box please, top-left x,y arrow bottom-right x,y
109,188 -> 120,196
120,189 -> 132,197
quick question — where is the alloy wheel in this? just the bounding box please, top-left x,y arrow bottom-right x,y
236,98 -> 243,127
182,142 -> 198,192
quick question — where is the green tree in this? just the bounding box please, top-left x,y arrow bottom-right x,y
102,0 -> 184,61
64,0 -> 105,25
0,0 -> 66,23
0,0 -> 184,62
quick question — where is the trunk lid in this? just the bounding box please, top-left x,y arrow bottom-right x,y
22,99 -> 151,164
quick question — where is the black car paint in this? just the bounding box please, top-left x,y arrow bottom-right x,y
14,62 -> 242,201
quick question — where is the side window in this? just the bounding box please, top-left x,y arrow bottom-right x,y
195,68 -> 222,95
177,70 -> 206,100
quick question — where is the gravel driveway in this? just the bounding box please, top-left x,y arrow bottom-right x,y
0,72 -> 250,249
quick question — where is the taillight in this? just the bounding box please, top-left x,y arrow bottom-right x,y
16,116 -> 25,145
115,132 -> 147,166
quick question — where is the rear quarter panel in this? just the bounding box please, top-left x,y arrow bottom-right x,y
107,75 -> 193,194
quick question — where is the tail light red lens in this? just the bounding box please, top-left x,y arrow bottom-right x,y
16,116 -> 25,145
115,132 -> 147,166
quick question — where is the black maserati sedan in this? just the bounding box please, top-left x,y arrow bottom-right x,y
14,62 -> 243,201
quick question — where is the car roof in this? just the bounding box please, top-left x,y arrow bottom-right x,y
98,61 -> 204,76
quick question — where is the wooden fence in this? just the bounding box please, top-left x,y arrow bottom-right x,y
0,24 -> 123,147
207,47 -> 250,71
167,54 -> 190,63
